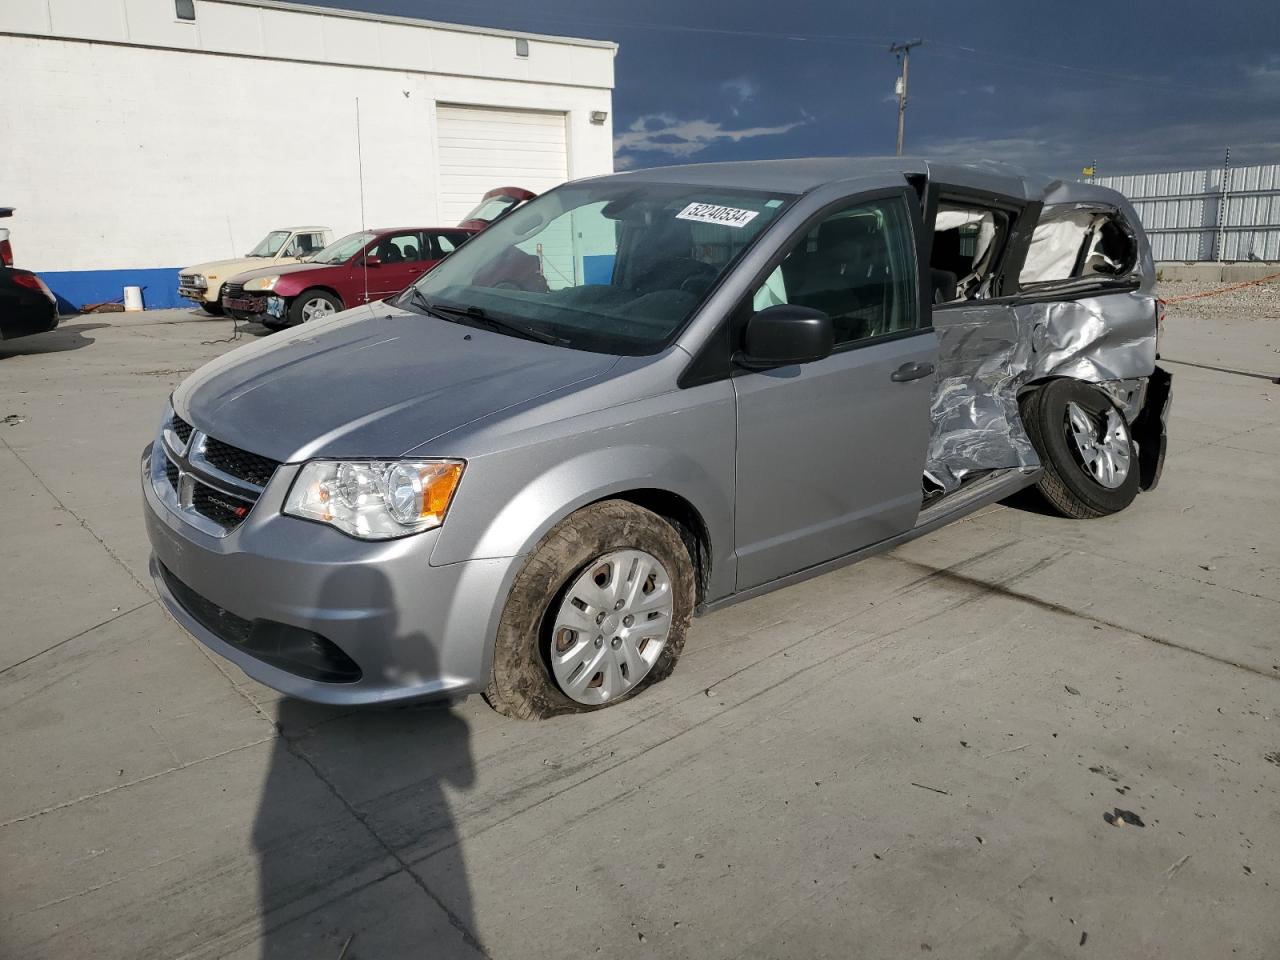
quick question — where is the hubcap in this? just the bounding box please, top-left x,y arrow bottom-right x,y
301,297 -> 335,322
549,549 -> 675,706
1065,400 -> 1131,489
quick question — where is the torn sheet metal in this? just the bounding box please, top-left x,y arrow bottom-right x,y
924,304 -> 1038,492
925,293 -> 1159,492
923,176 -> 1160,493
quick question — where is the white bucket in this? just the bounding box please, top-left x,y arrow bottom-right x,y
123,285 -> 144,312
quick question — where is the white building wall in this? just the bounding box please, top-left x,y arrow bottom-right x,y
0,0 -> 616,306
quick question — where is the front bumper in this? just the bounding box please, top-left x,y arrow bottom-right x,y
1133,364 -> 1172,491
178,286 -> 212,303
141,443 -> 517,705
222,292 -> 287,320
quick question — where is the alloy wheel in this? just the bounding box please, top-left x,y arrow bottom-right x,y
1065,400 -> 1131,489
300,297 -> 335,322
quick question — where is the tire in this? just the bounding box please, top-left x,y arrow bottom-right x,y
483,500 -> 696,720
200,301 -> 224,316
287,289 -> 342,326
1020,379 -> 1140,519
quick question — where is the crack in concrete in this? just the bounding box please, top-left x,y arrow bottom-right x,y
0,599 -> 155,677
0,737 -> 273,828
889,556 -> 1280,682
275,732 -> 494,959
0,433 -> 153,597
192,644 -> 492,958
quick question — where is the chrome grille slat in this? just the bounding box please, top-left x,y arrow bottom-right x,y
152,410 -> 280,538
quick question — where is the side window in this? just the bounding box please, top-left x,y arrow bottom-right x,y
300,233 -> 324,255
374,232 -> 422,263
930,203 -> 1011,302
1020,206 -> 1138,285
432,232 -> 471,257
750,197 -> 917,346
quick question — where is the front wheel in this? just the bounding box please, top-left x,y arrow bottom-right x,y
200,301 -> 224,316
484,500 -> 696,719
287,289 -> 343,326
1020,379 -> 1140,518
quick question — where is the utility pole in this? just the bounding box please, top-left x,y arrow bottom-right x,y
890,39 -> 923,156
1215,146 -> 1231,262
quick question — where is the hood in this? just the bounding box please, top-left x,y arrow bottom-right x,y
225,260 -> 320,284
182,256 -> 282,279
173,304 -> 620,461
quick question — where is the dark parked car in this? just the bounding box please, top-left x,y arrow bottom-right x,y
223,226 -> 474,328
0,266 -> 59,340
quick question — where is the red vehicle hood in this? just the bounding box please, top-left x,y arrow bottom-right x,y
227,259 -> 343,293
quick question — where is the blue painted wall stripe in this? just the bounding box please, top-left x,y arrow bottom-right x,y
38,267 -> 185,313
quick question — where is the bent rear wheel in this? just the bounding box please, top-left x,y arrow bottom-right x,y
484,501 -> 695,719
1021,379 -> 1140,518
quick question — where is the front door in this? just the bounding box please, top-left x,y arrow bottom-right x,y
733,191 -> 937,590
366,231 -> 430,300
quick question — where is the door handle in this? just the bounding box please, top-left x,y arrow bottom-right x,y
890,361 -> 935,382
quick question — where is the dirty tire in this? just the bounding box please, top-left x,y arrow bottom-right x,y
1021,379 -> 1139,519
484,500 -> 695,720
200,301 -> 224,316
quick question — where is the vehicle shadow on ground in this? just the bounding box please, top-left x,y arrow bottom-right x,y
253,566 -> 483,959
0,321 -> 109,358
999,485 -> 1063,517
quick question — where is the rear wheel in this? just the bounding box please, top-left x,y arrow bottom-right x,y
484,500 -> 695,719
288,289 -> 342,326
1021,379 -> 1140,518
200,301 -> 224,316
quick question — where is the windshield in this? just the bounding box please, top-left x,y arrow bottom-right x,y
461,195 -> 523,225
247,231 -> 291,258
309,231 -> 374,265
407,182 -> 793,355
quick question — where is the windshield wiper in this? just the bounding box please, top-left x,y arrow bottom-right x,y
405,291 -> 564,345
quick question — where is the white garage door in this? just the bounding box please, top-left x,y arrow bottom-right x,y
435,104 -> 569,224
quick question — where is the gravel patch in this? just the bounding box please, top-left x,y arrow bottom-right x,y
1156,275 -> 1280,322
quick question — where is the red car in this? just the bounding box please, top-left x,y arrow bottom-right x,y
223,226 -> 475,328
457,186 -> 536,231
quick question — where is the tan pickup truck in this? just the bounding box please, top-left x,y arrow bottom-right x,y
178,227 -> 332,314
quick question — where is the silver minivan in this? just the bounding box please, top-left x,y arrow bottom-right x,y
142,158 -> 1171,718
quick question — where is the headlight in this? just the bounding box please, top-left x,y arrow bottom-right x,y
284,460 -> 464,540
190,274 -> 208,288
244,275 -> 279,292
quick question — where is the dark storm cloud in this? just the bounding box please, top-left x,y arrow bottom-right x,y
294,0 -> 1280,177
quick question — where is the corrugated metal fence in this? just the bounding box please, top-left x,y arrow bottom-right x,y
1094,162 -> 1280,261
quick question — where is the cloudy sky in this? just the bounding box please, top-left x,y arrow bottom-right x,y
300,0 -> 1280,178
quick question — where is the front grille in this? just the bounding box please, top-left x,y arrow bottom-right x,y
158,563 -> 362,683
165,458 -> 179,491
179,273 -> 204,288
223,282 -> 245,299
203,437 -> 279,488
171,413 -> 193,445
191,484 -> 251,527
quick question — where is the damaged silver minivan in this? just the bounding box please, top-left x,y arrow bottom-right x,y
142,158 -> 1171,718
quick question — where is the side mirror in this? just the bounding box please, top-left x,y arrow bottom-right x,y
363,255 -> 382,268
737,304 -> 834,369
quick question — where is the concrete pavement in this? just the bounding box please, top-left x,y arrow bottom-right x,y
1,306 -> 1277,959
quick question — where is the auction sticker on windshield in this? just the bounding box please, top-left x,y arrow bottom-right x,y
676,203 -> 760,228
